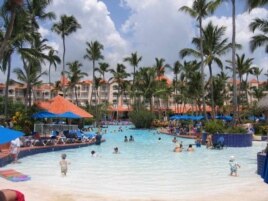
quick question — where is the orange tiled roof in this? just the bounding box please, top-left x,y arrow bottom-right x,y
249,79 -> 258,83
108,105 -> 132,112
36,95 -> 93,118
171,104 -> 212,113
156,75 -> 172,85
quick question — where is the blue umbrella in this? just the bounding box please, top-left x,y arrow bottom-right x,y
0,127 -> 24,145
57,112 -> 81,119
32,111 -> 57,118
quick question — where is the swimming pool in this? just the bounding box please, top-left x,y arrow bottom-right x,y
5,126 -> 267,200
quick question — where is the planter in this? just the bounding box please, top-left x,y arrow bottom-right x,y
257,152 -> 266,175
202,133 -> 252,147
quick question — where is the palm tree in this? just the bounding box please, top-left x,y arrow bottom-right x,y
251,87 -> 265,102
249,18 -> 268,54
95,62 -> 109,80
227,54 -> 255,112
181,22 -> 231,117
109,64 -> 130,120
95,62 -> 110,104
247,0 -> 268,10
252,67 -> 263,84
0,0 -> 23,62
52,15 -> 81,97
179,0 -> 220,119
84,40 -> 104,104
167,61 -> 182,112
13,60 -> 47,108
124,52 -> 142,85
47,49 -> 61,89
65,61 -> 88,105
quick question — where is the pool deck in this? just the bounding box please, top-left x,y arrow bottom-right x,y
0,140 -> 105,167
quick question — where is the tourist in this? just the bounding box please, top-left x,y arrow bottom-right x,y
187,144 -> 194,152
206,134 -> 213,149
229,156 -> 240,177
158,137 -> 161,141
91,150 -> 97,157
59,153 -> 70,176
0,189 -> 25,201
113,147 -> 119,154
9,138 -> 21,163
124,136 -> 128,142
129,135 -> 134,142
172,137 -> 177,143
173,143 -> 183,153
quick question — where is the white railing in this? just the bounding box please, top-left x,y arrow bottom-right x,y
34,123 -> 79,137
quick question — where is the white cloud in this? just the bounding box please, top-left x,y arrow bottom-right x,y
44,0 -> 129,81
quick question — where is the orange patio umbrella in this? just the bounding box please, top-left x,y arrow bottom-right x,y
37,95 -> 93,118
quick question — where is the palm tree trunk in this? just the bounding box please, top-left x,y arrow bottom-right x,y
49,64 -> 52,99
199,18 -> 207,120
231,0 -> 238,121
4,55 -> 12,119
62,36 -> 66,97
208,64 -> 215,118
0,9 -> 16,63
75,86 -> 78,105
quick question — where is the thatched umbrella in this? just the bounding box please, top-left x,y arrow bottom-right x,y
257,95 -> 268,123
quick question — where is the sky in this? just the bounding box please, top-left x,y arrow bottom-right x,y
0,0 -> 268,83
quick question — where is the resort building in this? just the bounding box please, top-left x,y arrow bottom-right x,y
0,77 -> 267,113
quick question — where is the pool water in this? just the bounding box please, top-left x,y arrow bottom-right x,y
6,126 -> 267,200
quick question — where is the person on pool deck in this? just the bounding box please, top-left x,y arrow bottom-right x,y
59,153 -> 70,176
129,135 -> 134,142
0,189 -> 25,201
9,138 -> 21,163
124,136 -> 128,142
187,144 -> 195,152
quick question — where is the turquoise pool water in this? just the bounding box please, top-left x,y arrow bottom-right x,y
5,126 -> 267,200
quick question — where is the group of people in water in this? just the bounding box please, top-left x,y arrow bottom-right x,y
124,135 -> 134,142
172,137 -> 195,152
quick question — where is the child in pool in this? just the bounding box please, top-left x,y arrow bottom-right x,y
59,153 -> 70,176
229,156 -> 241,176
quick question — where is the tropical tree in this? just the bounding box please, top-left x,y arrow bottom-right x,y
154,57 -> 166,78
251,87 -> 265,102
247,0 -> 268,10
109,64 -> 130,120
13,60 -> 47,108
52,15 -> 81,96
249,17 -> 268,54
95,62 -> 109,80
124,52 -> 142,85
65,60 -> 88,105
167,61 -> 182,112
179,0 -> 220,119
252,67 -> 263,84
181,22 -> 231,117
0,0 -> 23,62
84,40 -> 104,104
47,49 -> 61,88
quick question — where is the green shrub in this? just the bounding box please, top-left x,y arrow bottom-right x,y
129,109 -> 155,128
204,120 -> 225,134
254,123 -> 268,135
225,126 -> 247,134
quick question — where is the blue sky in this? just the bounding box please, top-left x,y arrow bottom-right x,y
0,0 -> 267,83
